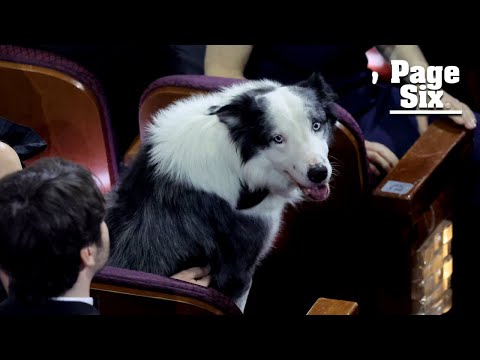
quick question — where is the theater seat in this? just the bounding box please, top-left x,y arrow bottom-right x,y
0,45 -> 118,193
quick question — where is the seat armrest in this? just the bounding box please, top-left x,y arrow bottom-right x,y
91,266 -> 243,315
123,135 -> 141,165
306,298 -> 359,315
372,118 -> 472,217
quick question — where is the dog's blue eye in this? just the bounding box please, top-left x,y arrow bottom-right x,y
272,135 -> 284,144
312,122 -> 321,131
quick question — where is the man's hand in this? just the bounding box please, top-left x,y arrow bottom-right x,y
171,266 -> 211,287
365,140 -> 399,176
442,92 -> 477,130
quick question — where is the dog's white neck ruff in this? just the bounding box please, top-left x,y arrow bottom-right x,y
147,110 -> 246,206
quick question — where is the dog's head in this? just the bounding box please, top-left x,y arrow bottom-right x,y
209,73 -> 337,202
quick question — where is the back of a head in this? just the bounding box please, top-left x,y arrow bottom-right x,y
0,158 -> 105,302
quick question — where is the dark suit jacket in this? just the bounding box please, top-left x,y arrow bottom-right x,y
0,297 -> 99,315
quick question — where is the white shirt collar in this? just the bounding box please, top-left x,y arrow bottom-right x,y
50,297 -> 94,306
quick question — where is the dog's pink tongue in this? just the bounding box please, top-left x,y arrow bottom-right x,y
304,184 -> 330,201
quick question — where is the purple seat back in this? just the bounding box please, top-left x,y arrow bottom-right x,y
94,266 -> 242,315
141,74 -> 242,104
0,45 -> 119,184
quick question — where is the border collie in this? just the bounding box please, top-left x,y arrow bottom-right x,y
105,73 -> 337,312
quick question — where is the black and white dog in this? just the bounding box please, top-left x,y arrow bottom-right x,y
106,73 -> 338,311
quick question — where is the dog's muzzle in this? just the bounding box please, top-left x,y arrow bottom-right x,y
285,171 -> 330,202
301,183 -> 330,201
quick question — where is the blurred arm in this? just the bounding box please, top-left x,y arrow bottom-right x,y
204,45 -> 253,79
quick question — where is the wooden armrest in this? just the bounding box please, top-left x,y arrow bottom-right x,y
123,135 -> 141,166
306,298 -> 359,315
372,118 -> 472,216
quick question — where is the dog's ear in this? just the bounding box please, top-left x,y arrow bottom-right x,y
208,104 -> 240,128
208,104 -> 237,116
296,72 -> 337,103
208,93 -> 260,128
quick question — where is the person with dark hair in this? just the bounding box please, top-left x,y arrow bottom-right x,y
0,157 -> 109,315
0,157 -> 211,315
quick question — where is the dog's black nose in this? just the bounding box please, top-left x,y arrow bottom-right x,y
307,165 -> 328,183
